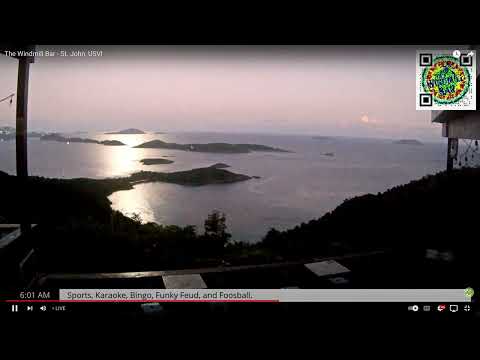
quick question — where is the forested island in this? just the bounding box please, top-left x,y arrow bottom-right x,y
129,166 -> 251,186
133,139 -> 291,153
0,165 -> 252,201
139,158 -> 174,165
209,163 -> 230,169
312,136 -> 333,140
139,161 -> 232,169
40,133 -> 126,146
105,128 -> 145,134
393,139 -> 423,145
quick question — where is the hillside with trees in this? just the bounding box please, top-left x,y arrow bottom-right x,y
1,168 -> 479,274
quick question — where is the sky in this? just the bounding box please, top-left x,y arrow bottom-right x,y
0,45 -> 457,141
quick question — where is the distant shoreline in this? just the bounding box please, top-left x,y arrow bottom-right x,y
134,139 -> 292,154
393,139 -> 424,145
105,128 -> 145,135
39,134 -> 126,146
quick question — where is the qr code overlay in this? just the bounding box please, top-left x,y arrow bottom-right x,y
416,50 -> 476,110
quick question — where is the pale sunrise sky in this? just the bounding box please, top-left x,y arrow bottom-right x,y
0,45 -> 460,141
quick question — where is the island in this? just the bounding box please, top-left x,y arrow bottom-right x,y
393,139 -> 423,145
139,158 -> 175,165
133,139 -> 291,153
127,166 -> 252,186
209,163 -> 230,169
105,128 -> 145,134
323,152 -> 335,157
27,131 -> 45,138
100,140 -> 126,146
40,133 -> 126,146
154,131 -> 166,134
0,165 -> 253,227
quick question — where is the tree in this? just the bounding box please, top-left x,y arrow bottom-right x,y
203,210 -> 231,249
130,212 -> 143,225
262,227 -> 282,248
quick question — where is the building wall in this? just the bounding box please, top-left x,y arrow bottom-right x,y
442,113 -> 480,139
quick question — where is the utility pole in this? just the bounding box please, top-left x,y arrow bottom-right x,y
2,46 -> 37,233
16,57 -> 30,179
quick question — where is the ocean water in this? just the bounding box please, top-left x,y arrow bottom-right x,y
0,132 -> 446,242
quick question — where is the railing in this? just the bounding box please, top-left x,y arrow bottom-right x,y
0,224 -> 37,291
33,249 -> 390,289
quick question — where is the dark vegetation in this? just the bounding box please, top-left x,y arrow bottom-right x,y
40,133 -> 126,146
261,167 -> 479,264
312,136 -> 333,140
134,139 -> 291,153
100,140 -> 125,146
393,139 -> 423,145
105,128 -> 145,134
129,167 -> 251,186
0,169 -> 242,271
140,158 -> 174,165
27,132 -> 44,138
209,163 -> 230,169
1,168 -> 479,274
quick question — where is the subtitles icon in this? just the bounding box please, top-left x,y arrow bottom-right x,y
423,305 -> 431,312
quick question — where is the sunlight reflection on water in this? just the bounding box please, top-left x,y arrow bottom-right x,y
0,132 -> 447,242
109,186 -> 156,223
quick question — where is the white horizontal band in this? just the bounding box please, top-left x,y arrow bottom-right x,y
59,289 -> 470,303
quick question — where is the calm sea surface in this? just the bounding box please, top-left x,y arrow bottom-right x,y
0,132 -> 446,242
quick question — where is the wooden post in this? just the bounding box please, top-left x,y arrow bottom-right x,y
445,121 -> 453,172
445,121 -> 459,173
16,57 -> 31,233
447,137 -> 454,172
16,57 -> 30,178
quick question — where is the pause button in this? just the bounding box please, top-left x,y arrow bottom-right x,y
11,305 -> 19,312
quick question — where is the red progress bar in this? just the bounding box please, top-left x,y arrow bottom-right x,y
4,299 -> 279,303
